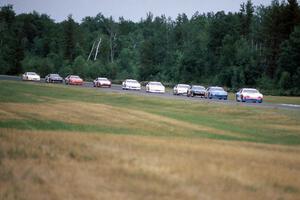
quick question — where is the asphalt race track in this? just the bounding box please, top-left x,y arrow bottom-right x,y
1,75 -> 300,111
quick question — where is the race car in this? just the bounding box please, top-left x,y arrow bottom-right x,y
236,88 -> 263,103
65,75 -> 83,85
187,85 -> 206,97
146,82 -> 165,93
122,79 -> 141,90
22,72 -> 40,81
93,77 -> 111,87
173,84 -> 190,95
205,86 -> 228,100
45,74 -> 63,83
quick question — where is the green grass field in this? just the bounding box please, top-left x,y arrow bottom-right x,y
1,80 -> 300,200
1,80 -> 299,145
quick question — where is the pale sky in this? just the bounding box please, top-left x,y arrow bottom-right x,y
1,0 -> 271,22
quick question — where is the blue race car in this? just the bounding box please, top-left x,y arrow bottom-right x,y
205,86 -> 228,100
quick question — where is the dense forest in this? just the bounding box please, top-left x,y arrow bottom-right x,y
0,0 -> 300,95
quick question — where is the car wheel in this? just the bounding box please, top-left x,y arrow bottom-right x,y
241,95 -> 245,102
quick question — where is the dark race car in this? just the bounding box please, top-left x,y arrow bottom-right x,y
45,74 -> 63,83
187,85 -> 206,97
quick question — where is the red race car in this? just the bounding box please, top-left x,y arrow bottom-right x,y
65,75 -> 83,85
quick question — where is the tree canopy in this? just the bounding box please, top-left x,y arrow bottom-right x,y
1,0 -> 300,95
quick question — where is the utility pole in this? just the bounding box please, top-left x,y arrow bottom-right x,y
87,41 -> 96,61
94,37 -> 102,61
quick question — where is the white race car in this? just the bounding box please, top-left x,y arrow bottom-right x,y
146,82 -> 165,93
93,77 -> 111,87
122,79 -> 141,90
173,84 -> 190,95
236,88 -> 263,103
22,72 -> 40,81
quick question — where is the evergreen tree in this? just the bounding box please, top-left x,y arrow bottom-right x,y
278,26 -> 300,94
1,2 -> 300,95
63,15 -> 77,61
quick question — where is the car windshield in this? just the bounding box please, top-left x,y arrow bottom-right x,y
50,74 -> 60,77
178,84 -> 190,89
99,78 -> 108,81
28,72 -> 37,75
150,82 -> 162,86
70,76 -> 80,79
211,87 -> 224,91
243,89 -> 259,93
127,80 -> 138,84
193,86 -> 205,90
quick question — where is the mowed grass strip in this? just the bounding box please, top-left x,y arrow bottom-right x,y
0,100 -> 251,140
0,80 -> 300,145
1,130 -> 300,200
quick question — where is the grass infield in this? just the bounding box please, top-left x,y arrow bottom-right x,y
1,80 -> 300,200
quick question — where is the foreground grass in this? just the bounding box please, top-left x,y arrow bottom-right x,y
1,80 -> 300,200
1,130 -> 300,200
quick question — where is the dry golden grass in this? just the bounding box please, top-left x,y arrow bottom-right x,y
1,129 -> 300,200
266,124 -> 300,133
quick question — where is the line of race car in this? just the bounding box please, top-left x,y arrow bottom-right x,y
22,72 -> 264,103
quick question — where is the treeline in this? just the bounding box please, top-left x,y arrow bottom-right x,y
1,0 -> 300,95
